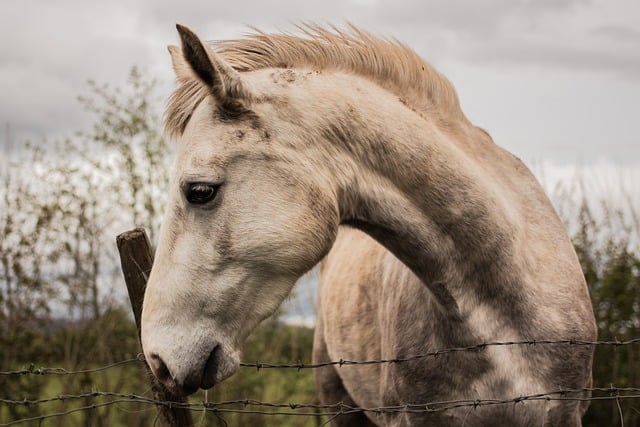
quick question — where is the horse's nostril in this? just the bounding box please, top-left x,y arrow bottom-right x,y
148,352 -> 171,385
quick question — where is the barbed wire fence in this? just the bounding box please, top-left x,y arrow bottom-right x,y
2,338 -> 640,426
4,229 -> 638,426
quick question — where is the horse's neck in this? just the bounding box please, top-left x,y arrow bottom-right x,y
325,97 -> 520,314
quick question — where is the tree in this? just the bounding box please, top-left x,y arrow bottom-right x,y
77,66 -> 172,243
0,67 -> 173,425
550,185 -> 640,426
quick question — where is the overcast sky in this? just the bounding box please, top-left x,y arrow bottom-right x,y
1,0 -> 639,167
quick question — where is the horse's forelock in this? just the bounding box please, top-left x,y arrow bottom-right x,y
164,79 -> 209,140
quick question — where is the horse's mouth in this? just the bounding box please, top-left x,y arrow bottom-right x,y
175,344 -> 221,394
147,343 -> 222,396
200,345 -> 222,389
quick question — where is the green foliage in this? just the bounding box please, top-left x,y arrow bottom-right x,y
0,310 -> 157,426
562,195 -> 640,426
0,316 -> 319,426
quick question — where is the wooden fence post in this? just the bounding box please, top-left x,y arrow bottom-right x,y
116,228 -> 194,427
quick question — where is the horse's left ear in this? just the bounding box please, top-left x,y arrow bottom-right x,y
174,24 -> 250,105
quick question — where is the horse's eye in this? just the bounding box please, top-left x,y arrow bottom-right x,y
186,183 -> 218,204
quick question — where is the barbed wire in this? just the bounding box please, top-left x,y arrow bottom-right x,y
3,338 -> 638,377
1,386 -> 639,426
0,399 -> 141,427
239,338 -> 640,370
0,356 -> 143,377
3,339 -> 639,424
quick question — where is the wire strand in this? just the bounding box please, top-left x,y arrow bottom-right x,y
3,338 -> 637,376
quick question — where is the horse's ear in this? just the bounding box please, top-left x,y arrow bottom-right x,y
168,44 -> 192,79
174,24 -> 249,103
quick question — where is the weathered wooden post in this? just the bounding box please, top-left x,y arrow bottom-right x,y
116,228 -> 194,427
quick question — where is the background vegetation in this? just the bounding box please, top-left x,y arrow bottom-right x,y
1,69 -> 638,426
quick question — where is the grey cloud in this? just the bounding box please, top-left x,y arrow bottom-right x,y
589,24 -> 640,42
389,1 -> 640,77
1,0 -> 639,164
363,0 -> 588,36
140,0 -> 376,35
461,38 -> 640,77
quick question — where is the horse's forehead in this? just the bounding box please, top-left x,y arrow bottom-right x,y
175,71 -> 308,170
178,100 -> 241,146
177,121 -> 272,174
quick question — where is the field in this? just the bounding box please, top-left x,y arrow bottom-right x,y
1,318 -> 321,426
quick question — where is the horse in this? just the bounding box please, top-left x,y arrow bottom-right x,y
140,24 -> 597,426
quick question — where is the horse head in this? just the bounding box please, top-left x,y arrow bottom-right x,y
140,25 -> 339,395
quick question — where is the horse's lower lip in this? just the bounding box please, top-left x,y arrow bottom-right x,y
200,345 -> 221,389
177,344 -> 221,394
180,369 -> 203,396
181,382 -> 199,396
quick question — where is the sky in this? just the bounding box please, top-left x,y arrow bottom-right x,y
1,0 -> 638,323
1,0 -> 639,167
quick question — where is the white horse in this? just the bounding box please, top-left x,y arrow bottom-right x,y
141,24 -> 596,426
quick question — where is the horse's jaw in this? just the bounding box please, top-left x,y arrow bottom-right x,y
140,253 -> 299,395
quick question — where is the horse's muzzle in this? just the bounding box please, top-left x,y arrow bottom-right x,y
147,344 -> 221,395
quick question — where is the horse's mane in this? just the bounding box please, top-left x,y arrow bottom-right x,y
165,25 -> 464,138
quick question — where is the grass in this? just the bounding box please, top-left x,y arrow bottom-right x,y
1,322 -> 324,426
